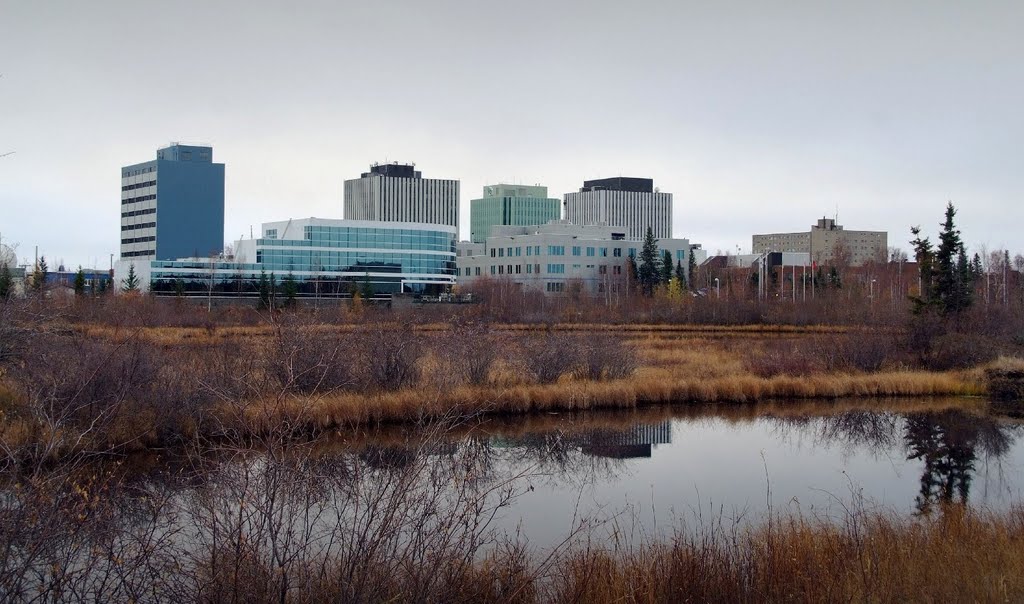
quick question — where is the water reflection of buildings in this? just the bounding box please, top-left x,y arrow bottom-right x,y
579,422 -> 673,459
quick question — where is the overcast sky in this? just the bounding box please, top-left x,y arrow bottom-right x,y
1,0 -> 1022,269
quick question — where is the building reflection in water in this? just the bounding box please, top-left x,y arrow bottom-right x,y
579,422 -> 672,459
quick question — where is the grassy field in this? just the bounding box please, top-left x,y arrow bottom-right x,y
2,320 -> 1008,457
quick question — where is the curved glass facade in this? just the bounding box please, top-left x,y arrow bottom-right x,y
148,221 -> 456,296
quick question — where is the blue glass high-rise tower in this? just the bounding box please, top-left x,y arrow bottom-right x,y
120,143 -> 225,261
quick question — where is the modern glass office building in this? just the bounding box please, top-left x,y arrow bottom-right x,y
145,218 -> 456,296
469,184 -> 561,243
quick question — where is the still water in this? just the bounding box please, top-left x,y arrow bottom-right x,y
471,402 -> 1024,547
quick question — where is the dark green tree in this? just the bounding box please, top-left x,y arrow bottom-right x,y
282,272 -> 299,307
910,225 -> 935,312
674,260 -> 686,289
73,267 -> 86,296
637,227 -> 660,296
31,255 -> 48,291
174,278 -> 186,297
970,253 -> 984,282
660,250 -> 673,285
360,273 -> 374,299
121,264 -> 140,292
687,248 -> 697,290
0,263 -> 12,299
934,202 -> 973,313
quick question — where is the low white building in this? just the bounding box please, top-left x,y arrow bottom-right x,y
456,221 -> 692,295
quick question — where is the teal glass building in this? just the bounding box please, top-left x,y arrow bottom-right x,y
147,218 -> 456,296
469,184 -> 561,243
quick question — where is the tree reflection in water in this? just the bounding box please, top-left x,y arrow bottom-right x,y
767,407 -> 1019,514
904,410 -> 1016,514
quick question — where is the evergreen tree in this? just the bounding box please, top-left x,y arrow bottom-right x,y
970,253 -> 984,282
637,227 -> 660,296
0,263 -> 11,299
910,225 -> 935,312
73,267 -> 86,296
674,260 -> 686,289
360,273 -> 373,299
32,255 -> 48,291
121,264 -> 140,292
687,248 -> 698,290
934,202 -> 972,313
660,250 -> 673,285
97,278 -> 108,295
283,272 -> 299,307
174,278 -> 186,297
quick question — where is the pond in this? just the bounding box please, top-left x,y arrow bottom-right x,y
472,400 -> 1024,547
4,398 -> 1023,599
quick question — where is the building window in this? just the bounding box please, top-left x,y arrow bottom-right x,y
534,245 -> 540,255
629,248 -> 637,257
586,247 -> 595,257
526,247 -> 532,256
499,265 -> 504,274
491,249 -> 496,258
599,265 -> 607,275
613,266 -> 622,275
499,248 -> 504,257
490,266 -> 496,275
546,264 -> 565,274
613,248 -> 622,257
526,264 -> 533,274
600,247 -> 608,257
516,247 -> 521,256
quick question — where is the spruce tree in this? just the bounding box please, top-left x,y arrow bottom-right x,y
934,202 -> 972,313
910,225 -> 935,311
121,264 -> 140,292
32,256 -> 48,291
687,247 -> 697,289
637,227 -> 660,296
73,267 -> 86,296
283,273 -> 298,307
0,263 -> 11,299
660,250 -> 673,286
258,269 -> 271,309
674,260 -> 686,289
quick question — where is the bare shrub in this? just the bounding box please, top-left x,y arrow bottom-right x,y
923,333 -> 1000,371
744,339 -> 822,378
518,331 -> 585,384
356,322 -> 423,391
433,322 -> 502,386
266,316 -> 355,395
578,334 -> 638,380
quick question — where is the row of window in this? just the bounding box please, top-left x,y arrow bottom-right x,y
122,207 -> 157,218
479,263 -> 625,277
121,180 -> 156,192
121,248 -> 155,256
122,166 -> 155,178
122,193 -> 156,205
122,221 -> 156,231
120,236 -> 154,245
490,245 -> 638,258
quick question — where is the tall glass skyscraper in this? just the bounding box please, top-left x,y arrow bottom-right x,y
120,143 -> 225,261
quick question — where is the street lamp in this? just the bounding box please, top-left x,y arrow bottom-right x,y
714,277 -> 720,299
869,278 -> 876,302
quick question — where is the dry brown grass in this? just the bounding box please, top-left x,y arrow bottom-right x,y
548,505 -> 1024,603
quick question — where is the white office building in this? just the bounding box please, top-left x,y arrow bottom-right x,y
344,162 -> 460,232
563,177 -> 673,241
456,221 -> 691,295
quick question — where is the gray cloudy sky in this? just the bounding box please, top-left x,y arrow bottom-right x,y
1,0 -> 1022,269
